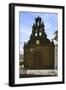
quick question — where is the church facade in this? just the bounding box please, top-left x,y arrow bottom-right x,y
24,16 -> 55,70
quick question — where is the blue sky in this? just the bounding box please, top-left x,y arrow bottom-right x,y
19,11 -> 58,54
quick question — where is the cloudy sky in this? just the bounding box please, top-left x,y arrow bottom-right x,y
19,11 -> 58,54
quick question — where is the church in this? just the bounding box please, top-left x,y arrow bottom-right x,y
24,16 -> 55,70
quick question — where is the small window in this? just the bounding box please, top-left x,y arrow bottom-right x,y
35,33 -> 37,36
39,32 -> 41,36
37,22 -> 39,26
36,40 -> 40,44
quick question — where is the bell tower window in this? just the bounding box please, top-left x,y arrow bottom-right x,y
35,33 -> 37,36
37,22 -> 39,26
39,32 -> 41,36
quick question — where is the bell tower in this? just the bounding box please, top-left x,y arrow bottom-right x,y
32,16 -> 45,37
34,16 -> 45,44
26,16 -> 50,47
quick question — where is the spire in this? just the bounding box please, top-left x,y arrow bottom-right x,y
35,16 -> 41,22
42,21 -> 45,27
35,16 -> 42,26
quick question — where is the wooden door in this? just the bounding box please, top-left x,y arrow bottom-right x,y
33,52 -> 42,69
